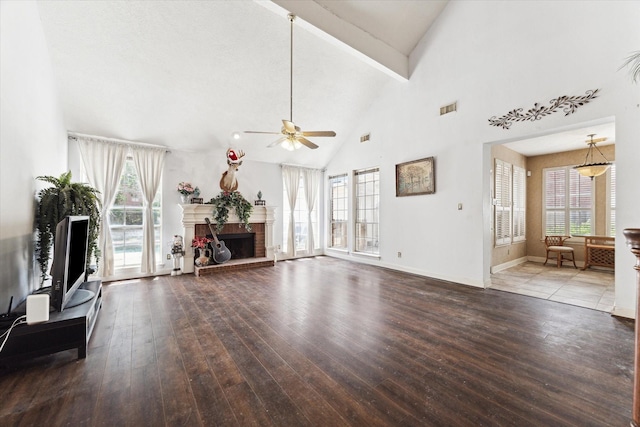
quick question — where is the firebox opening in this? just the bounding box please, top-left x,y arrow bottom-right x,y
207,232 -> 255,260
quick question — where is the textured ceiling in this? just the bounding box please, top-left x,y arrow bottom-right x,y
36,1 -> 597,166
36,0 -> 447,167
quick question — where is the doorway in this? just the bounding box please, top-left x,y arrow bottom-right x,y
483,118 -> 616,312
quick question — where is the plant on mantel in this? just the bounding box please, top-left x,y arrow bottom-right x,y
207,191 -> 252,233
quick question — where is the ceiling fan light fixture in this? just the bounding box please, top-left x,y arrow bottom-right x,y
281,137 -> 301,151
573,134 -> 612,179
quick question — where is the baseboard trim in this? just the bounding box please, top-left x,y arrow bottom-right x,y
611,306 -> 635,320
324,252 -> 484,289
490,257 -> 528,274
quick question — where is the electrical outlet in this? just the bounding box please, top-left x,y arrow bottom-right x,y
397,251 -> 402,258
166,254 -> 171,260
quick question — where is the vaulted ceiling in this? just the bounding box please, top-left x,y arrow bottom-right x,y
36,0 -> 448,167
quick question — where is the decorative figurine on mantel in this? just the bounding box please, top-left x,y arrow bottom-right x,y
170,235 -> 185,276
255,190 -> 266,206
220,148 -> 245,192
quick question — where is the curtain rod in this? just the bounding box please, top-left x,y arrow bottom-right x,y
68,131 -> 171,153
280,163 -> 326,172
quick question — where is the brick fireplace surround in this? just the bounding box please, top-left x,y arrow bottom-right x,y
180,204 -> 276,275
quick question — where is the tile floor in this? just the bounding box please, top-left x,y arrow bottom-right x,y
488,261 -> 615,312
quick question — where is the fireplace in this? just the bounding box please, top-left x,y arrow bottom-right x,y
194,222 -> 266,260
180,204 -> 276,273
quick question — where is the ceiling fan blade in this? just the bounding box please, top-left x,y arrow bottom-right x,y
282,120 -> 297,134
302,131 -> 336,137
297,136 -> 319,149
267,136 -> 287,148
245,131 -> 282,135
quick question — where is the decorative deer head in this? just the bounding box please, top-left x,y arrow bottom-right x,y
220,149 -> 246,192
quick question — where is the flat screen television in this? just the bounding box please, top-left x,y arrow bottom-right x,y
50,216 -> 94,312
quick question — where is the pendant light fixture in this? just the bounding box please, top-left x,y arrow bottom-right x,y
573,134 -> 611,180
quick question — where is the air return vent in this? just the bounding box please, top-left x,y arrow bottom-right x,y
360,133 -> 371,143
440,102 -> 457,115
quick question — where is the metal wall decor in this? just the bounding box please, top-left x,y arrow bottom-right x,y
488,89 -> 599,129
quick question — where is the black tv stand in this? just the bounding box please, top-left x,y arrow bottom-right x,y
0,280 -> 102,364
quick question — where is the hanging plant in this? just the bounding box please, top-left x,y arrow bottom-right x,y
36,171 -> 101,283
208,191 -> 252,233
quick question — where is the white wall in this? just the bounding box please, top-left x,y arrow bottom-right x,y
325,1 -> 640,316
0,1 -> 68,309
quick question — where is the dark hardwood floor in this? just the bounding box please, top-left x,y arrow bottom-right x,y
0,256 -> 634,426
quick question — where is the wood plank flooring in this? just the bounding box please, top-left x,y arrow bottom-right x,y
0,256 -> 634,426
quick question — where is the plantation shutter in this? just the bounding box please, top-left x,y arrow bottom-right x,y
512,166 -> 526,242
569,169 -> 593,235
544,168 -> 566,235
544,167 -> 594,236
609,164 -> 616,236
494,159 -> 511,246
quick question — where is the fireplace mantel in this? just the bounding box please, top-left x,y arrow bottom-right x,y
180,204 -> 276,273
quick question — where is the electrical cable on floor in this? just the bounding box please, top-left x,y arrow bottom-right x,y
0,315 -> 27,353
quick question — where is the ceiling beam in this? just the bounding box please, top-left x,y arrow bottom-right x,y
258,0 -> 409,81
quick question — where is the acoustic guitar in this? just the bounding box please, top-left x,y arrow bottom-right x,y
204,217 -> 231,264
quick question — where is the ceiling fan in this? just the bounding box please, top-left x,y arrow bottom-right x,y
244,14 -> 336,151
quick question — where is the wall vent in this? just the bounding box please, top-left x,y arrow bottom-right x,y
360,133 -> 371,143
440,102 -> 457,116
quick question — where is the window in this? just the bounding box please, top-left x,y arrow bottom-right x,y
328,174 -> 348,249
512,166 -> 526,242
354,167 -> 379,255
494,160 -> 526,246
109,159 -> 162,268
282,172 -> 319,254
607,164 -> 616,237
494,160 -> 511,246
543,166 -> 593,236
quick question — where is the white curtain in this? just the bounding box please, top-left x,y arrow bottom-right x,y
131,146 -> 166,273
302,168 -> 321,253
282,165 -> 301,257
77,138 -> 128,277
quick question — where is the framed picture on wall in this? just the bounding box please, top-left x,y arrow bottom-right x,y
396,156 -> 435,197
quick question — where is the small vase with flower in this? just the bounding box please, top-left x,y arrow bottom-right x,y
192,235 -> 212,266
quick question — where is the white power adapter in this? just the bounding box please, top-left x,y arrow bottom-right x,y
26,294 -> 50,325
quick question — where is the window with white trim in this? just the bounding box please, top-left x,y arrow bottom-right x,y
494,160 -> 526,246
328,174 -> 348,249
543,166 -> 593,236
109,158 -> 162,268
354,167 -> 379,255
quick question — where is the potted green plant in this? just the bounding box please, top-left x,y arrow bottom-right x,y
36,171 -> 101,283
